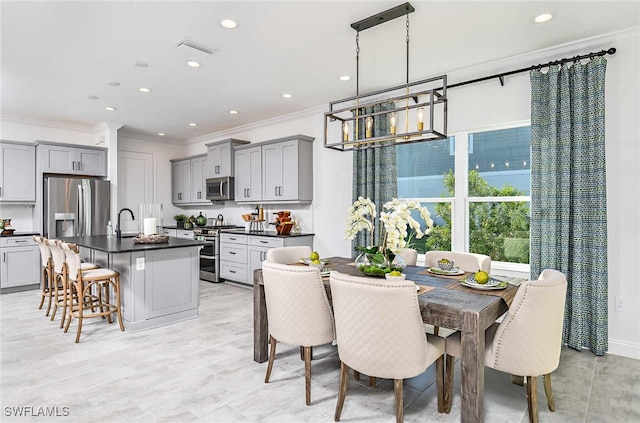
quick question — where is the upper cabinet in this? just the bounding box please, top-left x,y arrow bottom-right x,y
235,135 -> 314,204
171,154 -> 209,205
36,142 -> 107,176
205,138 -> 249,178
234,146 -> 262,203
0,141 -> 36,203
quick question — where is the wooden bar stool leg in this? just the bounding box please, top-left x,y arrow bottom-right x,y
104,282 -> 112,323
114,275 -> 124,331
50,275 -> 61,321
75,281 -> 85,343
59,274 -> 68,329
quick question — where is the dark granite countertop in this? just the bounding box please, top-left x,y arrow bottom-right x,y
219,229 -> 314,238
59,235 -> 205,253
1,231 -> 40,237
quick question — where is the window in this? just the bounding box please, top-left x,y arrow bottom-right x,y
397,123 -> 531,268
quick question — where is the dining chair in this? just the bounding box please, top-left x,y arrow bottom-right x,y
395,248 -> 418,266
33,236 -> 54,315
330,271 -> 445,423
443,269 -> 567,422
425,250 -> 491,273
265,245 -> 312,264
425,251 -> 491,336
261,260 -> 335,406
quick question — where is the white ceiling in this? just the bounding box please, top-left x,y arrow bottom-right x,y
1,1 -> 638,143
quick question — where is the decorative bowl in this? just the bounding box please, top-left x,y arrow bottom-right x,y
437,260 -> 455,271
385,273 -> 406,281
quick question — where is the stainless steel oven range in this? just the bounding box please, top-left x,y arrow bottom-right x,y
193,226 -> 242,282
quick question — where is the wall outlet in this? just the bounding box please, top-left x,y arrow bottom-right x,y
136,257 -> 145,270
615,296 -> 626,312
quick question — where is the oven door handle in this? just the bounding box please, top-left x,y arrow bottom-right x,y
200,254 -> 217,260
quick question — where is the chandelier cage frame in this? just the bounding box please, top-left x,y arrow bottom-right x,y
324,2 -> 448,151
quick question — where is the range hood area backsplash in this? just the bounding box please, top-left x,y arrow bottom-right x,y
173,202 -> 313,232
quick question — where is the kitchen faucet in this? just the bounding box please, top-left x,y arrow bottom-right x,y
116,208 -> 135,239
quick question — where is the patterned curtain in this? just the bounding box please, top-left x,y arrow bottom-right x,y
352,103 -> 397,253
530,56 -> 608,355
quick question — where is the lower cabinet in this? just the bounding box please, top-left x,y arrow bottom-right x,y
0,236 -> 40,290
219,232 -> 313,285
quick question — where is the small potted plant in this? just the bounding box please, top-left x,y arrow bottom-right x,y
174,214 -> 188,229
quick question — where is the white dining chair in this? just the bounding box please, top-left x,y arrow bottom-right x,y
330,271 -> 445,423
443,269 -> 567,423
261,260 -> 334,405
425,250 -> 491,273
266,246 -> 312,264
395,248 -> 418,266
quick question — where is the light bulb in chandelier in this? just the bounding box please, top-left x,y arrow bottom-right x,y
416,108 -> 424,131
343,121 -> 350,141
390,112 -> 397,135
365,117 -> 373,138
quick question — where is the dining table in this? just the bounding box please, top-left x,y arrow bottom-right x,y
252,257 -> 518,423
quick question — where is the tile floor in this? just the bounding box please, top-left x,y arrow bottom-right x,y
1,281 -> 639,422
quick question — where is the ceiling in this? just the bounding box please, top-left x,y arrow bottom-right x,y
1,1 -> 638,143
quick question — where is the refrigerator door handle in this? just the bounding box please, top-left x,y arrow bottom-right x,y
77,184 -> 85,236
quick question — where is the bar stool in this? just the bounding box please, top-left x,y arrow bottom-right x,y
47,239 -> 99,328
61,242 -> 124,343
33,236 -> 54,315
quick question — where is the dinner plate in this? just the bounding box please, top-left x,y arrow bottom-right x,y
427,267 -> 465,276
300,258 -> 328,265
459,276 -> 507,290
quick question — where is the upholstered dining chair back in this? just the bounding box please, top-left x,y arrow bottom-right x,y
395,248 -> 418,266
330,271 -> 442,380
487,269 -> 567,376
261,260 -> 334,347
425,251 -> 491,273
266,246 -> 312,265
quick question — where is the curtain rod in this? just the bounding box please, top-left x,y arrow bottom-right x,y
448,47 -> 616,89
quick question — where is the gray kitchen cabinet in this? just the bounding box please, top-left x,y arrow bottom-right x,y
219,233 -> 248,284
171,154 -> 209,205
0,236 -> 40,290
190,155 -> 208,203
262,136 -> 313,202
205,138 -> 249,178
36,142 -> 107,176
176,229 -> 194,239
162,228 -> 177,237
247,235 -> 313,286
0,141 -> 36,202
234,146 -> 262,203
235,135 -> 313,204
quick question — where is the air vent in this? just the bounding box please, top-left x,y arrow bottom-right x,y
175,37 -> 218,57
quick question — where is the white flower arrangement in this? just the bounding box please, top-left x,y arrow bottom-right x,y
345,196 -> 433,253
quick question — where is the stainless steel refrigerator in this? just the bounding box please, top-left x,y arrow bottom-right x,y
43,176 -> 111,238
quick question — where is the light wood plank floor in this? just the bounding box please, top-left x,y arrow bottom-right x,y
2,281 -> 639,422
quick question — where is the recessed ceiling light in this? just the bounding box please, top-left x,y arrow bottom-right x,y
186,60 -> 202,68
189,122 -> 197,126
86,95 -> 98,100
533,13 -> 553,23
158,133 -> 166,136
105,106 -> 117,111
138,87 -> 152,93
339,75 -> 351,81
282,93 -> 292,99
134,61 -> 149,68
221,19 -> 237,29
229,110 -> 239,114
107,81 -> 120,86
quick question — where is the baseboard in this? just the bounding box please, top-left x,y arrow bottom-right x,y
607,338 -> 640,360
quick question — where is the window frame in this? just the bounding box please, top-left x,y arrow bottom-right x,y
399,120 -> 531,274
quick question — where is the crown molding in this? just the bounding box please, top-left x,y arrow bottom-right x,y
0,114 -> 94,133
93,121 -> 124,133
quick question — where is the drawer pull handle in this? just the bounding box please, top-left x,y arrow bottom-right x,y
229,270 -> 236,274
260,240 -> 268,244
229,251 -> 236,255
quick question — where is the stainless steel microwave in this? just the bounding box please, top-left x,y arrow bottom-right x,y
206,177 -> 234,201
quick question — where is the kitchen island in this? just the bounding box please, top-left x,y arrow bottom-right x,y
61,235 -> 204,332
